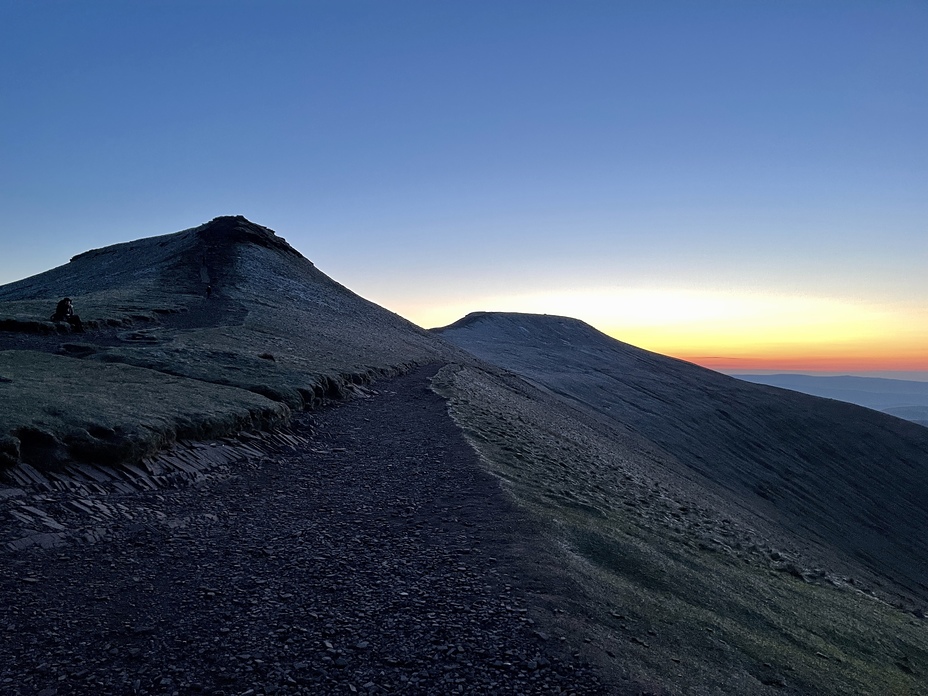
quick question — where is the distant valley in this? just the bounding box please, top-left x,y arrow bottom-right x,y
734,373 -> 928,426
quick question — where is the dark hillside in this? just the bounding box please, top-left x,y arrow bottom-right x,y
4,223 -> 928,693
435,312 -> 928,605
0,216 -> 460,470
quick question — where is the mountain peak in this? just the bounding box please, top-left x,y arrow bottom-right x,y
194,215 -> 303,258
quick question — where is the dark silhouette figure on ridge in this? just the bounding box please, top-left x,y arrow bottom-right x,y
51,297 -> 84,332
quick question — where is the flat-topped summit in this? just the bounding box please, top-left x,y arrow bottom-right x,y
437,309 -> 928,607
3,216 -> 302,305
70,215 -> 300,263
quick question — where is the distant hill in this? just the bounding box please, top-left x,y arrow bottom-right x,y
735,373 -> 928,426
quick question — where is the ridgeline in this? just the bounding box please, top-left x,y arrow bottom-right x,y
2,219 -> 927,695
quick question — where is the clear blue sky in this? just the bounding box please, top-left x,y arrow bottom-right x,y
1,1 -> 926,371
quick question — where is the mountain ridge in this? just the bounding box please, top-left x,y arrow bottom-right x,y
735,373 -> 928,426
435,311 -> 928,607
3,222 -> 928,694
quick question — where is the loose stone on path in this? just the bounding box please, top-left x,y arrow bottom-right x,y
0,366 -> 606,695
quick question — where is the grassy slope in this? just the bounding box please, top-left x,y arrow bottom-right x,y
88,232 -> 463,407
5,222 -> 927,692
433,363 -> 928,695
0,350 -> 288,468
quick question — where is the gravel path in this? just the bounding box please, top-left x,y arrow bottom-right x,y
0,366 -> 606,695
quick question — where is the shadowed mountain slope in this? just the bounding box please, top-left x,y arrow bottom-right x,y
0,216 -> 460,469
435,312 -> 928,607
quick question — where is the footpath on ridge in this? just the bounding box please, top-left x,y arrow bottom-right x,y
0,366 -> 607,695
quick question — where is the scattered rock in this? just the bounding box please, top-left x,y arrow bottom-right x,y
0,368 -> 605,695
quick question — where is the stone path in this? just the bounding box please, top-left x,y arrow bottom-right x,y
0,366 -> 606,695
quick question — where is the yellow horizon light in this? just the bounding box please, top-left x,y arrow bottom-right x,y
400,287 -> 928,372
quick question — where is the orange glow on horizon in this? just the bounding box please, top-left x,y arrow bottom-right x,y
676,353 -> 928,373
616,333 -> 928,373
627,335 -> 928,373
536,288 -> 928,374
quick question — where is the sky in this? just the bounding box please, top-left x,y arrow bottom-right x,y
1,1 -> 926,375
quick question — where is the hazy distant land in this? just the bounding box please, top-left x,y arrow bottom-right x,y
733,373 -> 928,426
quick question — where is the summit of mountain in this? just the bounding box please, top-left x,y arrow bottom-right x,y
2,215 -> 299,300
429,310 -> 928,692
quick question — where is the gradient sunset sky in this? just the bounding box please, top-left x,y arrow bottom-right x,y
2,1 -> 926,375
